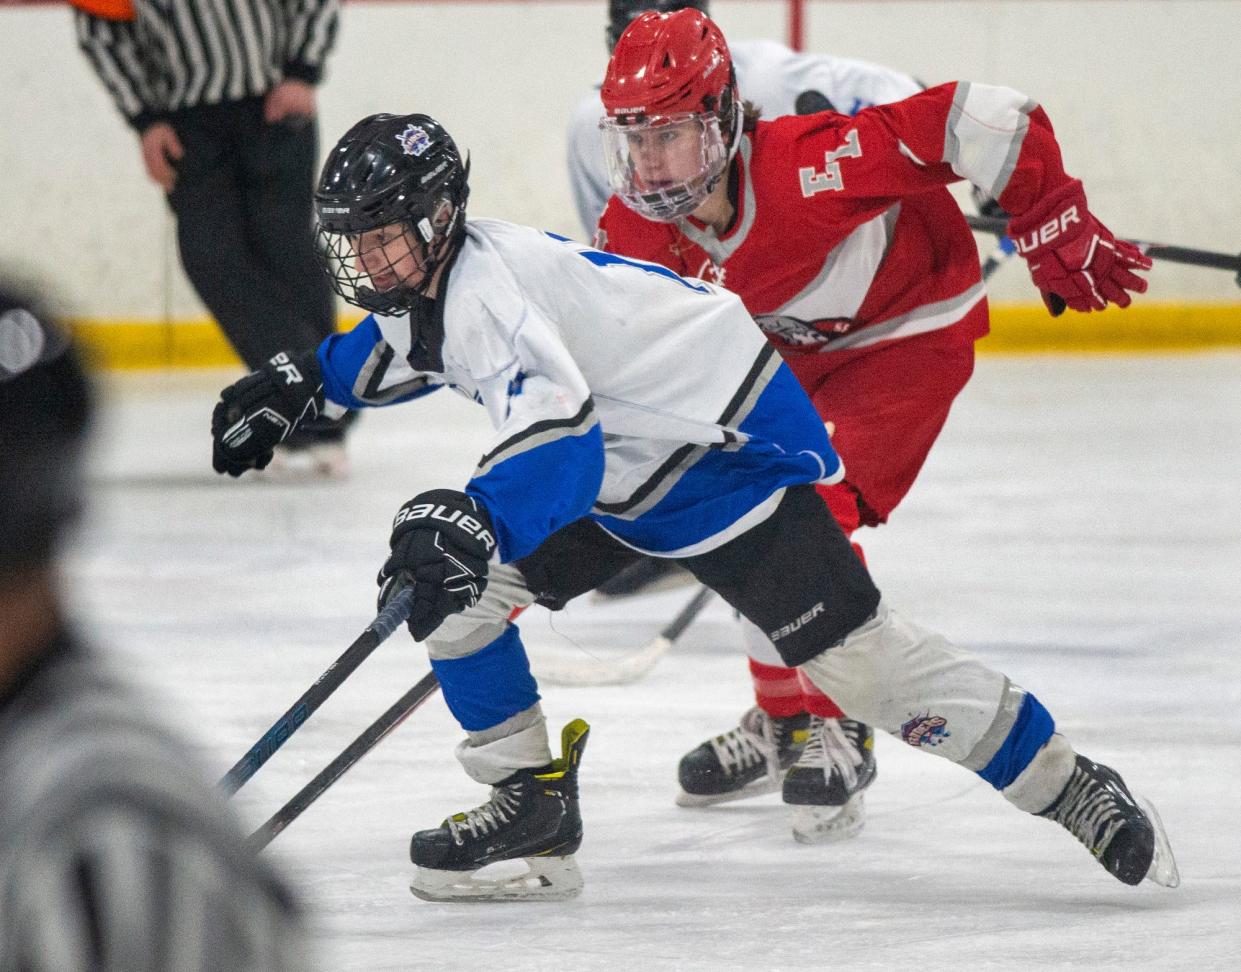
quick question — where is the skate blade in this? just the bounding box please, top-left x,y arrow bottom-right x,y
676,775 -> 782,807
410,855 -> 583,903
259,444 -> 350,482
1136,795 -> 1180,888
790,793 -> 865,845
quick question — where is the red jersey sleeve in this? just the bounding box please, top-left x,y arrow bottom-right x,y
595,196 -> 688,272
788,82 -> 1075,216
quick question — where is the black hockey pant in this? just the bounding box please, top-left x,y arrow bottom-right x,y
166,98 -> 336,370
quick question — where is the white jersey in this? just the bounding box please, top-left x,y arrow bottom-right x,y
566,38 -> 923,235
318,218 -> 841,561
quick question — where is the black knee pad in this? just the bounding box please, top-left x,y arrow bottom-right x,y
681,485 -> 880,666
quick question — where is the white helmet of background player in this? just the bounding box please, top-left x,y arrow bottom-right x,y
605,0 -> 709,50
600,9 -> 741,221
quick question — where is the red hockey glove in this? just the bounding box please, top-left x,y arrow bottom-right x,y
1009,180 -> 1151,316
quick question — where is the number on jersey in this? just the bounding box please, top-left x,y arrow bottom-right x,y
799,130 -> 862,197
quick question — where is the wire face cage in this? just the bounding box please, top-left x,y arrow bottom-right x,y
315,221 -> 427,317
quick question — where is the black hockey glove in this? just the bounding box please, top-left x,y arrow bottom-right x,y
377,489 -> 497,641
211,350 -> 325,477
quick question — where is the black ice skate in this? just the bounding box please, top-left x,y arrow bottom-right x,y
410,719 -> 590,902
676,706 -> 810,807
782,717 -> 877,844
1038,754 -> 1179,888
593,556 -> 696,599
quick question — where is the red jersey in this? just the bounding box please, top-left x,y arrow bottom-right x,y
597,82 -> 1073,355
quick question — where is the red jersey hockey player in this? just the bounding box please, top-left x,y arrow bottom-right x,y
596,8 -> 1152,842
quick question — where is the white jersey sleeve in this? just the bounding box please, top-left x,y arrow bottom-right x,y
730,39 -> 923,118
566,87 -> 612,240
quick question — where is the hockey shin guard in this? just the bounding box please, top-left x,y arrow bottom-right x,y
798,601 -> 1056,784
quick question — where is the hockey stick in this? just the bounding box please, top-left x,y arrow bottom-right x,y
980,234 -> 1016,281
533,584 -> 714,687
966,213 -> 1241,286
249,670 -> 441,849
219,587 -> 415,795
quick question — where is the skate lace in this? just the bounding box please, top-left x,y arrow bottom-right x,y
710,708 -> 778,781
798,717 -> 861,788
447,783 -> 523,845
1048,768 -> 1125,856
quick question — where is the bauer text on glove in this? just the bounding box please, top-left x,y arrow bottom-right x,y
211,350 -> 325,477
377,489 -> 496,641
1009,180 -> 1151,316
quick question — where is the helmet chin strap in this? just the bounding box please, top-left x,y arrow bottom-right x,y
725,98 -> 744,159
703,99 -> 745,198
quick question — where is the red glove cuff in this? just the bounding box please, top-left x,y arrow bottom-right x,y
1008,179 -> 1088,258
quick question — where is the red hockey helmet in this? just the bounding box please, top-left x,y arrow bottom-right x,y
600,9 -> 740,220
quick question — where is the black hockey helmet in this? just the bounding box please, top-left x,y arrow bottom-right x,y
606,0 -> 709,50
314,113 -> 470,316
0,284 -> 92,577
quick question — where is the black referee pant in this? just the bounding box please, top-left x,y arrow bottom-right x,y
167,97 -> 336,370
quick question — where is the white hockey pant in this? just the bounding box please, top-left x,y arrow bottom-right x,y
799,601 -> 1076,813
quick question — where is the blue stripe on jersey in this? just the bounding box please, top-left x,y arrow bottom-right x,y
429,625 -> 540,732
317,315 -> 441,409
466,423 -> 605,562
976,692 -> 1056,790
593,363 -> 840,553
545,232 -> 713,294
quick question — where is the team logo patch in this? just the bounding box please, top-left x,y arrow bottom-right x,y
754,314 -> 846,348
397,124 -> 432,157
901,712 -> 950,748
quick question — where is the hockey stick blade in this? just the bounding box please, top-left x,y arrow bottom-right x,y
219,587 -> 415,796
249,670 -> 440,850
966,213 -> 1241,284
533,585 -> 714,687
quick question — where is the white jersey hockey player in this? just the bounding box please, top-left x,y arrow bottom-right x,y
210,113 -> 1178,903
567,0 -> 923,235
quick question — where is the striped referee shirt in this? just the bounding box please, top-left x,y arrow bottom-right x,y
0,631 -> 305,971
75,0 -> 340,132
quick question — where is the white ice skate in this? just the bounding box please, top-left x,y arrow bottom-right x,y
783,717 -> 876,844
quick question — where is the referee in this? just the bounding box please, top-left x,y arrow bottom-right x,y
0,284 -> 305,970
73,0 -> 351,473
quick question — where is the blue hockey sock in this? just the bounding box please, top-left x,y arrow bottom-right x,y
976,692 -> 1055,790
430,625 -> 540,732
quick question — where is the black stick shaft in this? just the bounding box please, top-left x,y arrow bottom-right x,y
249,671 -> 441,849
662,585 -> 713,642
219,588 -> 415,795
965,213 -> 1241,275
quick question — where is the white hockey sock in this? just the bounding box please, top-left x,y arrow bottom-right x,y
455,704 -> 552,784
1001,732 -> 1077,814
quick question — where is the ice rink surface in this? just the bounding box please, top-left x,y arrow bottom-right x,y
70,353 -> 1240,971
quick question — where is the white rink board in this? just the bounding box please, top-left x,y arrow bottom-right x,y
1,1 -> 1238,318
66,353 -> 1241,970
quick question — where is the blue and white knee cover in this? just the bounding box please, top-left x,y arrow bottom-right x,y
799,601 -> 1075,810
